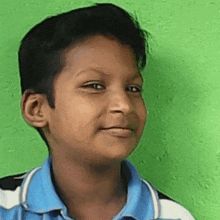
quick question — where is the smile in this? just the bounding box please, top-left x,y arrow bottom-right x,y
101,128 -> 133,138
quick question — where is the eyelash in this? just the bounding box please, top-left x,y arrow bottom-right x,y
83,83 -> 143,93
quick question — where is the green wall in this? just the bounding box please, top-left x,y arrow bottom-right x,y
1,0 -> 220,219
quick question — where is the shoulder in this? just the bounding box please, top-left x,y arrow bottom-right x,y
159,198 -> 195,220
0,172 -> 26,190
157,191 -> 195,220
0,172 -> 27,209
142,179 -> 195,220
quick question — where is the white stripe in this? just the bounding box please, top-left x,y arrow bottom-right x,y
18,205 -> 22,220
141,179 -> 159,218
142,179 -> 195,219
14,174 -> 26,179
159,199 -> 195,220
21,167 -> 41,205
42,213 -> 46,220
0,187 -> 21,209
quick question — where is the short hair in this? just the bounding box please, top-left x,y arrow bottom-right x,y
18,3 -> 149,152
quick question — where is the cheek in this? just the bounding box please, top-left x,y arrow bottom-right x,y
59,98 -> 100,134
74,101 -> 97,118
135,100 -> 147,136
137,99 -> 147,121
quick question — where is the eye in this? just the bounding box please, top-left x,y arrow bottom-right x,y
82,83 -> 143,93
126,85 -> 143,93
83,83 -> 105,90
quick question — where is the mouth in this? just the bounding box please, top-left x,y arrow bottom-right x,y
101,127 -> 134,138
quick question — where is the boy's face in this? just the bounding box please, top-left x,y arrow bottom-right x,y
44,35 -> 147,165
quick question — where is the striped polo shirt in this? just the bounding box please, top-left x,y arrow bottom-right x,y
0,156 -> 195,219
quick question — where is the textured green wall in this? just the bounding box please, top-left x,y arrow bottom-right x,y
1,0 -> 220,219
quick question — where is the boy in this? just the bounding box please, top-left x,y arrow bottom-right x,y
0,3 -> 195,220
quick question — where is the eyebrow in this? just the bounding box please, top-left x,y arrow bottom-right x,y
74,67 -> 143,82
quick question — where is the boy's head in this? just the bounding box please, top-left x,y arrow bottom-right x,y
19,3 -> 149,161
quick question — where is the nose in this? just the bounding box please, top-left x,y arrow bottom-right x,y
108,89 -> 134,115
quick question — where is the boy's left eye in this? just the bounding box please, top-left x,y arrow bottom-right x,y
126,86 -> 143,93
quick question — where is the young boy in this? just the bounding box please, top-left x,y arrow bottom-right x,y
0,3 -> 195,220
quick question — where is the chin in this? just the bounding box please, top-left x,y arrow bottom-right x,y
93,131 -> 138,163
102,144 -> 136,163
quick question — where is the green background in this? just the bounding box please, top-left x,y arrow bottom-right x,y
1,0 -> 220,219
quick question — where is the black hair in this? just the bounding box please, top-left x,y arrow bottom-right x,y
18,3 -> 149,153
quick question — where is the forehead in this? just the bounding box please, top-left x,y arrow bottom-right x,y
61,35 -> 142,81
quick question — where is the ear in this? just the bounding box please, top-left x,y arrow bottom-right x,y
20,89 -> 49,128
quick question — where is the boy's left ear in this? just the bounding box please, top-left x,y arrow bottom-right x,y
20,89 -> 49,128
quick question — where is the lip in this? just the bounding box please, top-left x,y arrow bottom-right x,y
101,127 -> 133,138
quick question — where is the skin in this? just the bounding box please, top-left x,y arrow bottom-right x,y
21,35 -> 147,220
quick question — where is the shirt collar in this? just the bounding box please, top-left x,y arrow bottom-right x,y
21,156 -> 65,213
113,159 -> 154,220
21,156 -> 154,219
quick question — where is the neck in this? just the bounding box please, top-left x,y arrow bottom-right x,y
50,154 -> 128,215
